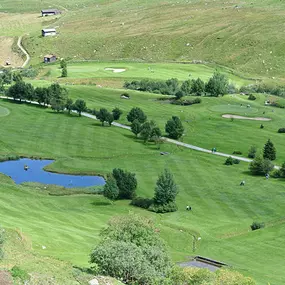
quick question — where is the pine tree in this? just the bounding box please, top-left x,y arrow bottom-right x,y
263,139 -> 276,161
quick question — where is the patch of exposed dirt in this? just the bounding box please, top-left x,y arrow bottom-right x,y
0,271 -> 13,285
0,36 -> 23,67
222,114 -> 272,121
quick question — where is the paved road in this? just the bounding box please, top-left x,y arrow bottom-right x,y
17,36 -> 30,68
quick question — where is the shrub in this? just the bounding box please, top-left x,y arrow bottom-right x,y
233,151 -> 242,155
10,266 -> 30,282
248,146 -> 257,158
271,169 -> 281,178
131,197 -> 153,209
249,156 -> 274,175
248,94 -> 256,100
250,221 -> 265,231
278,128 -> 285,133
0,154 -> 20,162
148,202 -> 178,213
233,159 -> 240,164
224,157 -> 234,165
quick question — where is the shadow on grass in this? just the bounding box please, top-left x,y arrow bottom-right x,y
91,200 -> 111,206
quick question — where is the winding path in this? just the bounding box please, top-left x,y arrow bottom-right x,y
17,36 -> 30,68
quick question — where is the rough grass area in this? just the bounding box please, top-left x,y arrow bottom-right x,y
0,101 -> 284,284
5,0 -> 285,78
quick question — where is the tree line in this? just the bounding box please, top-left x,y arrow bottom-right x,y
124,72 -> 230,98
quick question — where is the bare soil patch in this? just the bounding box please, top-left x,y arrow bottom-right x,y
222,114 -> 272,121
0,37 -> 23,67
0,271 -> 13,285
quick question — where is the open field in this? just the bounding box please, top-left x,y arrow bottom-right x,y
0,100 -> 285,284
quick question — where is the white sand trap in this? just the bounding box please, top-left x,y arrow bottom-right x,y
104,67 -> 126,73
222,114 -> 271,121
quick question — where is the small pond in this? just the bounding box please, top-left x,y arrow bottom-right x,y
0,158 -> 105,188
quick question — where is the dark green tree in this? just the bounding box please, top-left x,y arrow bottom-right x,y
106,112 -> 114,126
7,81 -> 27,101
25,83 -> 34,102
61,67 -> 67,77
191,78 -> 205,96
280,162 -> 285,178
112,107 -> 123,120
165,116 -> 184,139
127,107 -> 147,123
73,99 -> 87,116
165,78 -> 179,95
65,98 -> 73,114
48,83 -> 68,112
205,72 -> 229,97
103,175 -> 119,201
96,108 -> 109,126
131,119 -> 142,137
175,90 -> 184,100
263,139 -> 276,160
248,145 -> 257,159
154,169 -> 178,205
34,87 -> 50,106
249,156 -> 274,175
13,72 -> 23,83
140,121 -> 153,143
181,80 -> 192,96
60,59 -> 67,69
112,168 -> 137,199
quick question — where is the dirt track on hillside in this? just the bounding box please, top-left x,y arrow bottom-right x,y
0,36 -> 23,67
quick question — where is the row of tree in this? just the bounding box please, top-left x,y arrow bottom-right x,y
127,107 -> 184,140
90,107 -> 123,126
124,72 -> 230,98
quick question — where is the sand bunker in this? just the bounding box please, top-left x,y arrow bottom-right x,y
222,114 -> 271,121
104,68 -> 126,73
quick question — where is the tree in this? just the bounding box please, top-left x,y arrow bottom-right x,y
112,107 -> 123,120
175,90 -> 184,100
61,67 -> 67,77
248,145 -> 257,159
249,156 -> 274,175
131,119 -> 142,137
90,215 -> 171,285
106,112 -> 114,126
191,78 -> 205,96
280,162 -> 285,178
34,87 -> 50,106
205,72 -> 229,97
96,108 -> 109,126
73,99 -> 87,116
65,98 -> 73,114
153,169 -> 178,205
165,78 -> 179,95
263,139 -> 276,160
165,116 -> 184,139
112,168 -> 137,199
60,59 -> 67,69
48,83 -> 68,112
127,107 -> 147,123
103,175 -> 119,201
7,81 -> 27,101
181,80 -> 192,96
140,121 -> 153,143
25,83 -> 34,102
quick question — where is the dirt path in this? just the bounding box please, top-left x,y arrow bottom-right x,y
222,114 -> 272,121
17,36 -> 30,68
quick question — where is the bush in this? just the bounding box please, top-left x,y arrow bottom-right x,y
233,159 -> 240,164
10,266 -> 30,282
271,169 -> 281,178
248,146 -> 257,158
248,94 -> 256,100
148,202 -> 178,213
172,97 -> 202,106
278,128 -> 285,133
0,154 -> 20,162
250,221 -> 265,231
131,197 -> 153,209
233,151 -> 242,155
224,157 -> 234,165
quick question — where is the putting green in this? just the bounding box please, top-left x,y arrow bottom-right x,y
0,105 -> 10,117
209,104 -> 258,114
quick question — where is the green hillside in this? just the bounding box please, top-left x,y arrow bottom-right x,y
1,0 -> 282,78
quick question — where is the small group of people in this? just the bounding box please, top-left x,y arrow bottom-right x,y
211,147 -> 217,153
186,205 -> 192,211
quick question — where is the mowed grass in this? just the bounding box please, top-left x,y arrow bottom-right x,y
41,61 -> 253,87
9,0 -> 285,79
51,84 -> 285,164
0,101 -> 285,284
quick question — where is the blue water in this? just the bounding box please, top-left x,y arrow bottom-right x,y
0,158 -> 105,188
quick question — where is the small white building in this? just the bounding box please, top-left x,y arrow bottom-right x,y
42,28 -> 56,37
